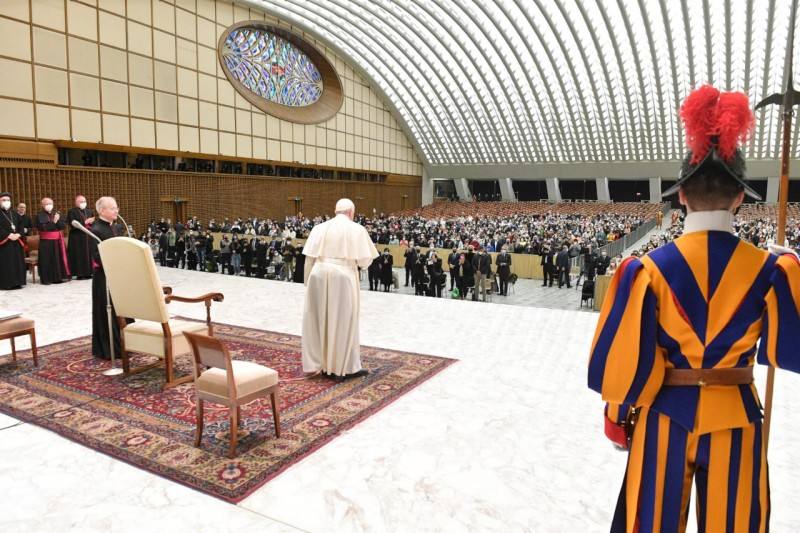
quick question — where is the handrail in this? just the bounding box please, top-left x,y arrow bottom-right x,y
573,204 -> 670,271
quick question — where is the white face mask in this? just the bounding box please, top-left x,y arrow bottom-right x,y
44,204 -> 53,213
0,200 -> 10,210
78,202 -> 87,210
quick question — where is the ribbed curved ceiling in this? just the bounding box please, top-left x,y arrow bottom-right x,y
252,0 -> 800,167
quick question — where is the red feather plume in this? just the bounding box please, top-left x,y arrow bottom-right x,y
680,85 -> 754,164
715,92 -> 754,161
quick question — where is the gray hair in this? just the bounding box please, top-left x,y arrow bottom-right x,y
95,196 -> 116,212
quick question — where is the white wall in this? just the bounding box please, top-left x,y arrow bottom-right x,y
0,0 -> 423,176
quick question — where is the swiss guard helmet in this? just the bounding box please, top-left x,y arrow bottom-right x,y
662,85 -> 761,200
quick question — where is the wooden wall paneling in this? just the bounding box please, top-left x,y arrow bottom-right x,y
0,166 -> 422,234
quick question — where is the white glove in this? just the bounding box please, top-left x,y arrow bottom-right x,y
768,243 -> 799,258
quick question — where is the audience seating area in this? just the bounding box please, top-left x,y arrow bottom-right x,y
392,200 -> 668,219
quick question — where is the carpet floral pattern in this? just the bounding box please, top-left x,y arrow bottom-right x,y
0,323 -> 455,502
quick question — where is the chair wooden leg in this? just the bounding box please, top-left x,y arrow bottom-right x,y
29,329 -> 38,367
194,399 -> 204,447
163,326 -> 174,386
236,405 -> 241,427
228,406 -> 238,458
10,336 -> 16,362
270,391 -> 281,438
121,349 -> 130,373
118,318 -> 130,374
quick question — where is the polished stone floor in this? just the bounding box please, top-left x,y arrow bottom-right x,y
1,267 -> 798,532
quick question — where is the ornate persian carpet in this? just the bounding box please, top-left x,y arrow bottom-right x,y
0,322 -> 454,502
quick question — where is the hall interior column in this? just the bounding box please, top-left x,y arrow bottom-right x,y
595,177 -> 610,202
499,178 -> 516,201
422,168 -> 434,205
545,177 -> 562,202
649,177 -> 662,203
766,176 -> 779,203
454,178 -> 472,201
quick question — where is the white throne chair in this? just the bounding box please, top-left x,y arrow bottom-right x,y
98,237 -> 224,388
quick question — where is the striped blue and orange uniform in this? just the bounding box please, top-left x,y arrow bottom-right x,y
588,215 -> 800,533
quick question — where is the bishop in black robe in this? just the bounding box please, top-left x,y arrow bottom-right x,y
35,199 -> 70,284
0,192 -> 26,289
67,196 -> 94,279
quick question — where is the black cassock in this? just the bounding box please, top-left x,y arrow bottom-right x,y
0,209 -> 26,289
90,218 -> 124,359
35,211 -> 69,284
67,207 -> 94,278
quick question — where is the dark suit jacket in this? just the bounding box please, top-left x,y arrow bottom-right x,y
556,250 -> 570,269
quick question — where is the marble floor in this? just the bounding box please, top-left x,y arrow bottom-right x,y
1,268 -> 799,532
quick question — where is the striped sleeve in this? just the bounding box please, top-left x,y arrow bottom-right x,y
758,253 -> 800,372
588,257 -> 664,407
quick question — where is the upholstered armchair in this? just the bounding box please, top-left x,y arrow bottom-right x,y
98,237 -> 223,389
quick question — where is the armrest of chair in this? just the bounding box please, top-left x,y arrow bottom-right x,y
164,292 -> 224,304
165,292 -> 224,334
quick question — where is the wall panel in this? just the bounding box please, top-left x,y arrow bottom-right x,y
0,0 -> 422,178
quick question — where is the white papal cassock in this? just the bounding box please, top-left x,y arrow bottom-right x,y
302,212 -> 378,376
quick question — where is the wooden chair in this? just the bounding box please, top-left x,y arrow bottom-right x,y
24,235 -> 39,283
0,316 -> 38,366
97,237 -> 223,389
184,331 -> 280,458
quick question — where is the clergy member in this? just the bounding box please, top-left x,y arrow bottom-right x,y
16,202 -> 32,241
302,198 -> 378,380
67,194 -> 95,279
0,192 -> 26,289
90,196 -> 124,359
36,197 -> 70,284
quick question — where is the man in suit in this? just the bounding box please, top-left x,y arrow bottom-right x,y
157,230 -> 168,266
595,249 -> 611,276
496,246 -> 512,296
368,255 -> 382,291
556,244 -> 571,288
540,245 -> 555,287
403,245 -> 417,286
255,238 -> 269,278
472,248 -> 492,301
447,247 -> 459,291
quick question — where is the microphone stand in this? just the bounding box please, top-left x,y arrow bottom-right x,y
71,220 -> 123,377
116,214 -> 133,238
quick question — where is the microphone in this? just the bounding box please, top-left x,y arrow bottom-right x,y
116,214 -> 133,238
71,219 -> 101,243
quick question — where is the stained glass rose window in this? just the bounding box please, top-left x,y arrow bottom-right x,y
218,22 -> 343,124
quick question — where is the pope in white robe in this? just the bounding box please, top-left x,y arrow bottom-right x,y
302,199 -> 378,378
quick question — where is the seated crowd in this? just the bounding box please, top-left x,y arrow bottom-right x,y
366,200 -> 665,254
629,204 -> 800,262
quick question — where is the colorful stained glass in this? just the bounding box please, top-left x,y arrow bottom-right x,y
221,28 -> 323,107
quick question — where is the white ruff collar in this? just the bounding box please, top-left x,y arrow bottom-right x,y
682,210 -> 734,235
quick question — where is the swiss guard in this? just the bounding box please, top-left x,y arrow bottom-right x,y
588,85 -> 800,532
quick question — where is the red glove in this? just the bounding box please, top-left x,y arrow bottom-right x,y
604,415 -> 628,449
